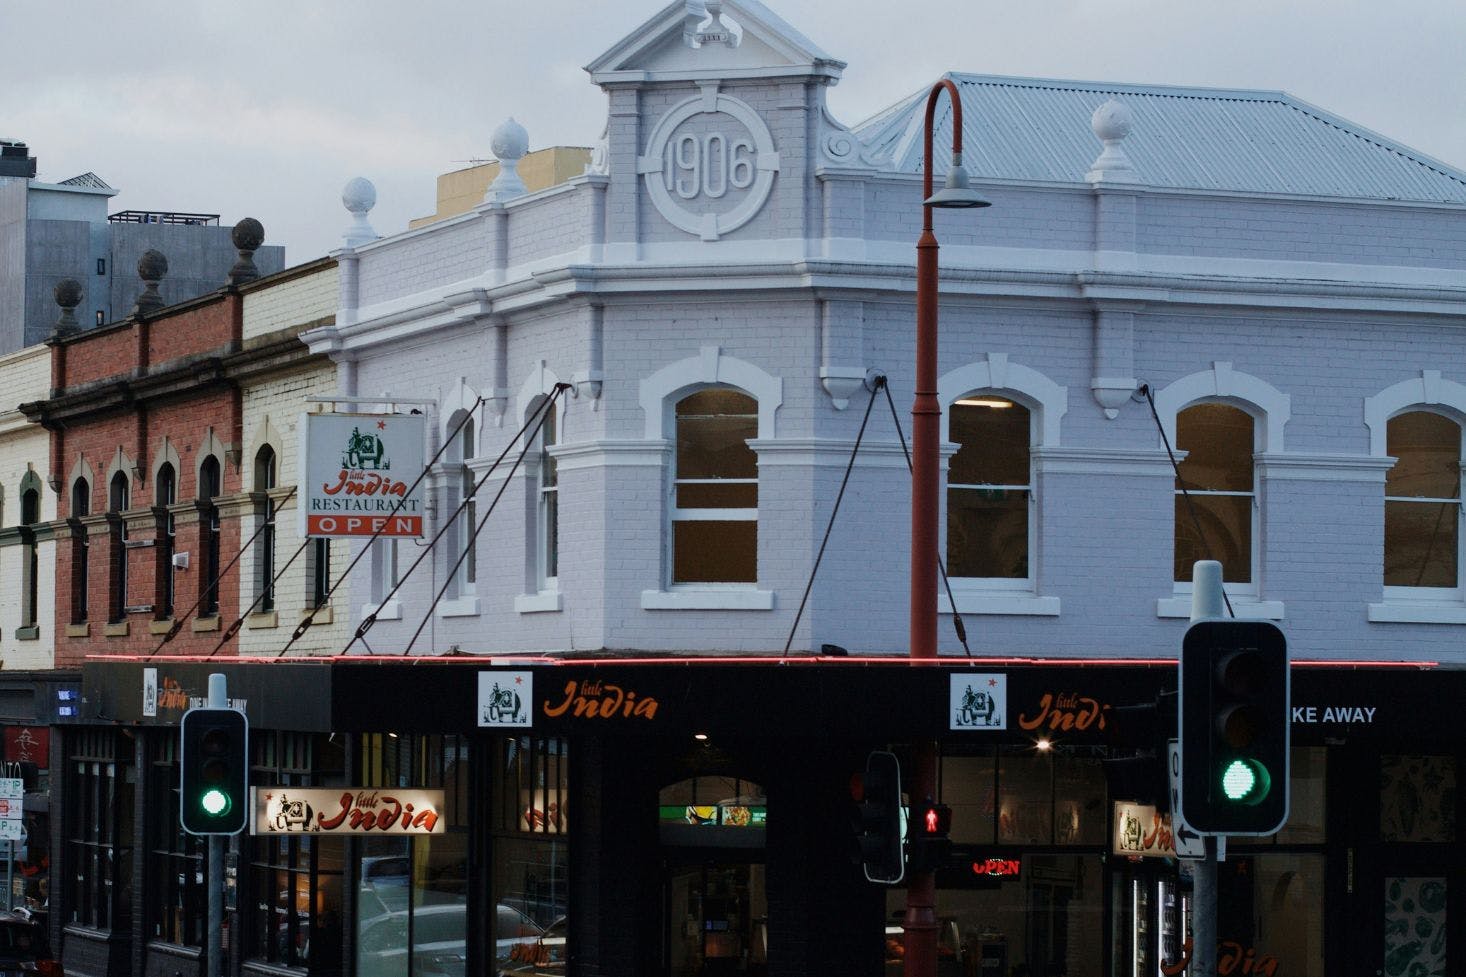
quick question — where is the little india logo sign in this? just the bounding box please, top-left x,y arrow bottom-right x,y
300,412 -> 426,538
250,788 -> 445,835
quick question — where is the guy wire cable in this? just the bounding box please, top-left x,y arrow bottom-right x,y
880,380 -> 973,656
402,385 -> 569,655
337,385 -> 569,656
210,535 -> 311,655
1140,383 -> 1236,618
149,484 -> 296,655
782,374 -> 882,656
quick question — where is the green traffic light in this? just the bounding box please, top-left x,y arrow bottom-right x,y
1220,758 -> 1271,804
201,788 -> 231,817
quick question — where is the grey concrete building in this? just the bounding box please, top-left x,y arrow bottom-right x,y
0,139 -> 285,353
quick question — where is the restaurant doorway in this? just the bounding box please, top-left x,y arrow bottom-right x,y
657,772 -> 768,977
663,857 -> 768,977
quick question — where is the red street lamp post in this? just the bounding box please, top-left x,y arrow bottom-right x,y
906,76 -> 990,977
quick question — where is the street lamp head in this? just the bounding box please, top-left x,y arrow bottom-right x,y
924,152 -> 991,209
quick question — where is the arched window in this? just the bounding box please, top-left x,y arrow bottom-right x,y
108,472 -> 130,623
20,482 -> 41,632
156,463 -> 177,618
199,456 -> 222,616
71,477 -> 91,624
1174,403 -> 1256,585
938,355 -> 1066,615
1385,411 -> 1462,592
523,397 -> 560,594
673,388 -> 758,584
444,412 -> 477,600
947,396 -> 1031,580
254,446 -> 277,612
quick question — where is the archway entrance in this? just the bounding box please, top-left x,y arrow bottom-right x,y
658,775 -> 768,977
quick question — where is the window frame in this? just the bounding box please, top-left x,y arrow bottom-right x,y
156,463 -> 177,619
245,731 -> 345,972
199,456 -> 223,618
1381,408 -> 1464,604
1171,401 -> 1260,597
71,477 -> 91,625
537,402 -> 559,593
637,348 -> 781,610
147,732 -> 205,947
669,386 -> 760,587
944,393 -> 1036,594
254,446 -> 278,613
66,729 -> 132,932
19,479 -> 42,630
1364,372 -> 1466,623
439,409 -> 479,616
936,355 -> 1066,616
1153,364 -> 1289,620
108,471 -> 130,624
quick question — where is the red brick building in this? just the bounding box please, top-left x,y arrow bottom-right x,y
21,257 -> 334,664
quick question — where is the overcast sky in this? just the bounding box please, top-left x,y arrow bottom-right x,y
8,0 -> 1465,262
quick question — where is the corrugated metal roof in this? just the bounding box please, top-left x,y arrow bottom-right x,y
854,74 -> 1466,204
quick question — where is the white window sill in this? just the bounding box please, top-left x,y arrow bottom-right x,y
1156,597 -> 1284,620
942,593 -> 1060,616
1368,602 -> 1466,625
641,588 -> 776,611
437,596 -> 480,618
516,591 -> 563,614
362,599 -> 402,622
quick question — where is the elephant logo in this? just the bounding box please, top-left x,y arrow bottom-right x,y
341,427 -> 388,470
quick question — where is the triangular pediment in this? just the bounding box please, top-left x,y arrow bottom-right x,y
586,0 -> 845,84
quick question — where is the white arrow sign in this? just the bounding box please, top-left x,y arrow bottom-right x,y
1169,740 -> 1206,859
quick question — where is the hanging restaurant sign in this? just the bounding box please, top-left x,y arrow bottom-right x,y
299,412 -> 426,538
251,787 -> 445,835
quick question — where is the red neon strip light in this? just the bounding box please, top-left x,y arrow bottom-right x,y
82,653 -> 1438,669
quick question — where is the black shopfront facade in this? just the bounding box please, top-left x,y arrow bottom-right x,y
59,657 -> 1461,977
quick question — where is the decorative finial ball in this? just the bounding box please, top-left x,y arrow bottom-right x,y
1092,99 -> 1134,142
138,249 -> 169,281
232,217 -> 265,251
491,117 -> 529,162
342,177 -> 377,216
54,278 -> 83,309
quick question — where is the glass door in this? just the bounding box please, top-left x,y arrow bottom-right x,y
664,859 -> 767,977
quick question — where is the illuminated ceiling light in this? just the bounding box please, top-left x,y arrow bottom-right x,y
694,732 -> 709,741
955,397 -> 1014,408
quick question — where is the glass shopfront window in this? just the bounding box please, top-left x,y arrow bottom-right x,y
943,747 -> 1108,847
888,855 -> 1104,977
147,733 -> 205,946
66,729 -> 132,932
1216,853 -> 1326,977
492,737 -> 569,976
355,735 -> 470,977
247,732 -> 345,975
887,748 -> 1108,977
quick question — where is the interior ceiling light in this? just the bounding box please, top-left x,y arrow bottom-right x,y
955,397 -> 1013,408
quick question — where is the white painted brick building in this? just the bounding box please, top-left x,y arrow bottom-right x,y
0,343 -> 55,669
306,0 -> 1466,669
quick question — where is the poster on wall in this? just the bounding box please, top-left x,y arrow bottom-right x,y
251,787 -> 445,835
298,412 -> 426,538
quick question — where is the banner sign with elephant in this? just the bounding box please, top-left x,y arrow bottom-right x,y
299,412 -> 427,538
251,787 -> 446,835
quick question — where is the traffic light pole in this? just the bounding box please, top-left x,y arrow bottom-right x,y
207,673 -> 227,977
1189,564 -> 1222,977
